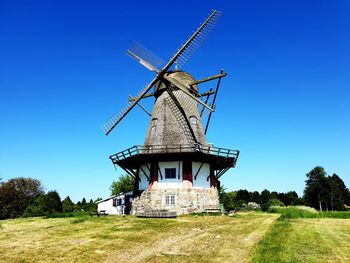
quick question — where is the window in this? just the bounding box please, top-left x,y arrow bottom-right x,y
151,118 -> 158,127
165,168 -> 176,179
113,198 -> 122,207
190,116 -> 197,125
165,195 -> 176,205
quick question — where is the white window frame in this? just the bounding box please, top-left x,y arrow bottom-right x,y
165,195 -> 176,206
151,118 -> 158,127
190,116 -> 197,125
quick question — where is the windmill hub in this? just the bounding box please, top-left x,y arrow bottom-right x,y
154,70 -> 198,98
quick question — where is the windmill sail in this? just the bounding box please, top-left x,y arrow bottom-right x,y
103,10 -> 222,136
127,42 -> 164,72
173,10 -> 222,68
102,76 -> 159,135
159,10 -> 222,73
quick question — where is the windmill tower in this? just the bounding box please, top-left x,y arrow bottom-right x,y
103,10 -> 239,216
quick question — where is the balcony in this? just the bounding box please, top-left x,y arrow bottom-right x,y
110,144 -> 239,164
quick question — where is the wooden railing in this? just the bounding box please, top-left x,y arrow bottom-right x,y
110,144 -> 239,162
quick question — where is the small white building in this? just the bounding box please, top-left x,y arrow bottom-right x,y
96,191 -> 134,215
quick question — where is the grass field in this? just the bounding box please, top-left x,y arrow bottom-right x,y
0,211 -> 349,263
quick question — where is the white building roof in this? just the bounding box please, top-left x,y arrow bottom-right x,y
96,190 -> 134,204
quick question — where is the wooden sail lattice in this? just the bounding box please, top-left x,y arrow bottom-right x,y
174,10 -> 222,68
165,90 -> 197,145
126,42 -> 164,72
102,82 -> 153,135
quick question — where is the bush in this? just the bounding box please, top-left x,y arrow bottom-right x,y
268,199 -> 285,207
247,202 -> 261,210
23,191 -> 63,217
44,211 -> 91,219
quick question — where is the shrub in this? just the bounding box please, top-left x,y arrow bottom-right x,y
247,202 -> 261,210
44,211 -> 90,219
268,199 -> 285,207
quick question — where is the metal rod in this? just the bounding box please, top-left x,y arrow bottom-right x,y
129,95 -> 151,116
128,92 -> 154,101
194,162 -> 204,180
205,69 -> 224,134
139,166 -> 150,181
200,88 -> 213,117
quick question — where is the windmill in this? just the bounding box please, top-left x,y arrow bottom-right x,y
104,10 -> 239,216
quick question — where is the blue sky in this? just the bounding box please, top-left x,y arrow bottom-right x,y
0,0 -> 349,202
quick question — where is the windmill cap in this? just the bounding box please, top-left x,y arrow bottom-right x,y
155,70 -> 198,98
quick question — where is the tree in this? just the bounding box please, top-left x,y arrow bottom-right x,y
260,189 -> 272,211
110,175 -> 135,195
250,191 -> 261,204
75,201 -> 82,211
304,167 -> 350,211
304,166 -> 327,210
79,198 -> 97,212
328,173 -> 350,210
23,190 -> 63,217
46,191 -> 63,213
236,189 -> 251,203
0,177 -> 44,219
95,197 -> 102,202
286,191 -> 301,205
62,196 -> 74,213
81,197 -> 87,210
220,191 -> 237,212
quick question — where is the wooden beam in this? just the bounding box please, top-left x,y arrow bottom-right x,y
163,74 -> 214,112
198,90 -> 215,97
189,72 -> 226,86
157,162 -> 163,180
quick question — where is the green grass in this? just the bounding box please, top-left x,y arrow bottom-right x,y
0,213 -> 278,263
44,211 -> 92,218
252,218 -> 350,263
268,206 -> 350,219
1,210 -> 350,262
252,206 -> 350,263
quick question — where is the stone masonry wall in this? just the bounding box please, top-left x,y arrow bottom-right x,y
131,188 -> 219,215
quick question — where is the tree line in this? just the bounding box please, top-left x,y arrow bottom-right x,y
220,166 -> 350,211
0,177 -> 99,219
1,166 -> 349,219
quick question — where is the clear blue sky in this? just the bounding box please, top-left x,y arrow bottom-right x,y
0,0 -> 349,202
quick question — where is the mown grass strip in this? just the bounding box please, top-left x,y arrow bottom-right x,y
251,219 -> 293,263
251,207 -> 350,263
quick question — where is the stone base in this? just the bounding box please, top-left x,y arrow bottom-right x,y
131,188 -> 219,215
